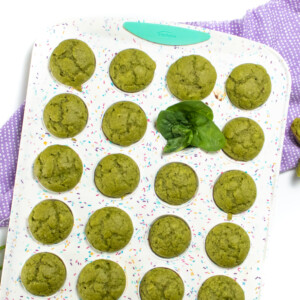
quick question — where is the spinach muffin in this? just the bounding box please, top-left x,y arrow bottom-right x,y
33,145 -> 83,192
49,39 -> 96,91
297,160 -> 300,177
109,48 -> 156,92
213,170 -> 256,214
149,215 -> 191,258
43,93 -> 88,138
198,275 -> 245,300
140,268 -> 184,300
222,117 -> 264,161
226,63 -> 271,110
167,55 -> 217,101
94,154 -> 140,198
291,118 -> 300,144
21,252 -> 66,296
28,199 -> 74,244
86,207 -> 133,252
102,101 -> 147,146
77,259 -> 126,300
155,162 -> 198,205
205,223 -> 250,268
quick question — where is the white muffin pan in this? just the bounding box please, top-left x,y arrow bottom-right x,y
0,18 -> 291,300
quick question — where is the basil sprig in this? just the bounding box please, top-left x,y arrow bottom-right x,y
157,101 -> 225,153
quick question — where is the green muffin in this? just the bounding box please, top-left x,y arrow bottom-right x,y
198,275 -> 245,300
28,199 -> 74,244
149,215 -> 191,258
140,268 -> 184,300
102,101 -> 147,146
49,39 -> 96,91
291,118 -> 300,144
33,145 -> 83,192
167,55 -> 217,101
21,252 -> 66,296
155,163 -> 198,205
77,259 -> 126,300
43,93 -> 88,138
94,154 -> 140,198
226,63 -> 271,110
109,48 -> 156,92
86,207 -> 133,252
213,170 -> 256,215
222,117 -> 264,161
205,223 -> 250,268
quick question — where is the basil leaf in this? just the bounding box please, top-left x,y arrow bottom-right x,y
186,111 -> 225,151
157,110 -> 190,140
164,133 -> 193,153
186,111 -> 209,126
171,124 -> 193,136
191,120 -> 226,151
156,102 -> 225,153
167,100 -> 213,120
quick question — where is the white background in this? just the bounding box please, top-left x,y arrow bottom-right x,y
0,0 -> 299,299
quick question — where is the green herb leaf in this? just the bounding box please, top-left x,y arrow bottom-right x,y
164,125 -> 193,153
157,110 -> 194,153
156,102 -> 225,153
167,100 -> 213,120
164,135 -> 192,153
187,111 -> 209,126
157,110 -> 190,140
191,119 -> 226,151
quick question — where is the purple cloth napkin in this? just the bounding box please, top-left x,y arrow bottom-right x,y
0,0 -> 299,227
0,104 -> 24,226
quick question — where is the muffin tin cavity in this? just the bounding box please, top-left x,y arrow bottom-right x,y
21,252 -> 66,297
77,259 -> 126,300
28,199 -> 74,244
148,215 -> 191,258
222,117 -> 265,161
33,145 -> 83,192
33,144 -> 83,192
167,55 -> 217,101
213,170 -> 257,215
109,48 -> 156,93
140,267 -> 184,300
197,275 -> 245,300
226,63 -> 271,110
94,153 -> 140,198
102,101 -> 147,146
43,93 -> 88,138
154,162 -> 198,206
49,39 -> 96,91
85,207 -> 133,252
205,222 -> 250,268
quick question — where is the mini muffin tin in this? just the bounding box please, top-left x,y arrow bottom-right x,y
0,18 -> 291,299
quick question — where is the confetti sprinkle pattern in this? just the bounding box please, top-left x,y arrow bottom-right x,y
0,18 -> 291,300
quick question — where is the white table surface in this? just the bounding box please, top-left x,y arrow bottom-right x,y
1,1 -> 299,299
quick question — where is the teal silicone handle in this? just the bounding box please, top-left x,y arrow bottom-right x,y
123,22 -> 210,46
